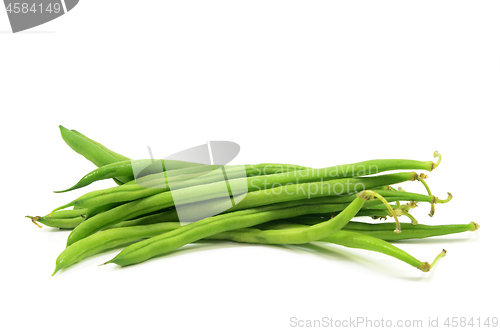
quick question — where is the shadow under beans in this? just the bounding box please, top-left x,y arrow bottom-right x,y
112,239 -> 428,281
292,242 -> 427,281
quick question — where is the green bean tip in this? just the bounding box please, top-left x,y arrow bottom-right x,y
470,222 -> 480,231
26,216 -> 42,228
431,151 -> 442,170
435,192 -> 453,204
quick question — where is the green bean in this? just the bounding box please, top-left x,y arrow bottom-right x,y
53,223 -> 181,275
27,215 -> 86,229
53,152 -> 439,210
59,126 -> 134,183
65,172 -> 420,246
343,221 -> 479,241
55,162 -> 304,193
59,126 -> 128,166
56,153 -> 439,194
104,191 -> 383,267
69,128 -> 130,163
321,231 -> 445,272
209,225 -> 444,272
259,218 -> 478,242
27,208 -> 87,229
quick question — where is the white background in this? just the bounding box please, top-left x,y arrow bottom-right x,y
1,1 -> 498,330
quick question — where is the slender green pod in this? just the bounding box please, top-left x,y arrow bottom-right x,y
55,162 -> 304,193
59,126 -> 128,167
343,221 -> 479,241
210,225 -> 440,271
26,208 -> 88,228
57,153 -> 440,194
59,126 -> 134,183
69,129 -> 130,163
53,151 -> 440,210
65,172 -> 419,245
27,215 -> 86,229
320,230 -> 443,272
53,222 -> 181,275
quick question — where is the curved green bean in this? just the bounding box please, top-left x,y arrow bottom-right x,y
210,225 -> 441,271
320,230 -> 442,271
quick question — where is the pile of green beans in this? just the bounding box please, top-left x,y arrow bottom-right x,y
28,127 -> 478,276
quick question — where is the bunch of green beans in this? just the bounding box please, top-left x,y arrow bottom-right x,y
27,127 -> 478,276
